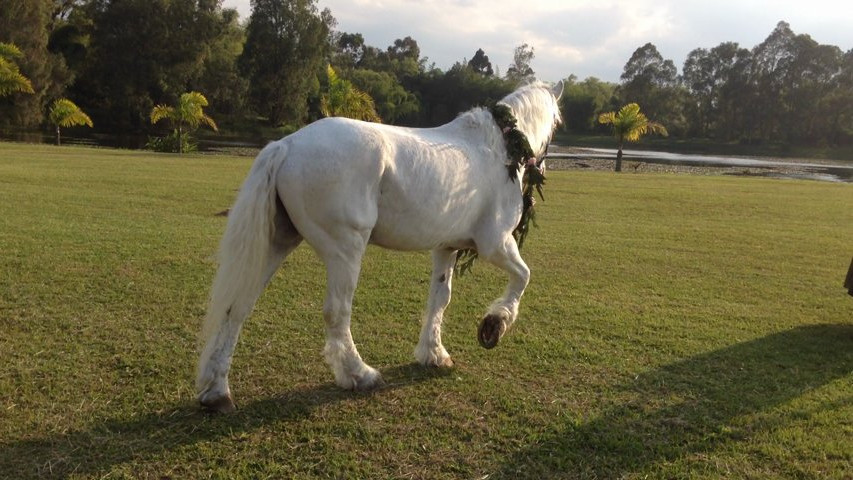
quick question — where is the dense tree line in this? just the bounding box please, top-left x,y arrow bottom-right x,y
0,1 -> 849,148
564,21 -> 852,147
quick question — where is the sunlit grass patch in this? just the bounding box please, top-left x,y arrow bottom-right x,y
1,142 -> 850,479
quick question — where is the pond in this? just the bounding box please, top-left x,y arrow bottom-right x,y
547,148 -> 853,183
4,129 -> 852,183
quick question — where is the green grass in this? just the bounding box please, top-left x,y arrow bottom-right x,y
1,141 -> 851,479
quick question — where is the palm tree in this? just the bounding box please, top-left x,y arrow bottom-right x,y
150,91 -> 218,154
0,42 -> 34,97
320,65 -> 381,123
48,99 -> 93,145
598,103 -> 668,172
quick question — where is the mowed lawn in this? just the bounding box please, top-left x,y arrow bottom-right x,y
1,141 -> 851,479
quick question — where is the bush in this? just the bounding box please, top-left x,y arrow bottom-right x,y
145,130 -> 197,153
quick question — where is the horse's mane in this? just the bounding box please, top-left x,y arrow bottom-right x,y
438,81 -> 561,165
498,81 -> 562,156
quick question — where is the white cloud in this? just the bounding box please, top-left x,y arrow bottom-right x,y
222,0 -> 853,82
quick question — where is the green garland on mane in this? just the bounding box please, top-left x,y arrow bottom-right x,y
455,104 -> 547,276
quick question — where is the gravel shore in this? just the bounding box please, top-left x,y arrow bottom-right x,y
546,145 -> 851,180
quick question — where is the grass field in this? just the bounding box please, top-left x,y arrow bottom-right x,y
1,141 -> 851,479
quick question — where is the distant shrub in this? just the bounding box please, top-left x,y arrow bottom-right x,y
146,130 -> 197,153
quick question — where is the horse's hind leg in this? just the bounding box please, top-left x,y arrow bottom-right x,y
197,201 -> 302,413
476,234 -> 530,349
319,233 -> 383,390
415,248 -> 456,367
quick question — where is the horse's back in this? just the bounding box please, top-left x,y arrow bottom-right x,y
274,116 -> 512,252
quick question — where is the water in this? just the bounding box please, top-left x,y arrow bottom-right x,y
548,148 -> 853,183
4,129 -> 851,183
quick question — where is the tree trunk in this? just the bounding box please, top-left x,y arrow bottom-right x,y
615,143 -> 623,172
55,126 -> 61,146
178,125 -> 183,154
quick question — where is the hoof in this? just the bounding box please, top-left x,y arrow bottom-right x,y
199,393 -> 236,414
338,366 -> 385,391
435,356 -> 454,368
422,355 -> 454,368
415,345 -> 454,368
478,314 -> 506,349
354,370 -> 385,391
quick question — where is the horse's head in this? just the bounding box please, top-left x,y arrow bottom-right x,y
499,80 -> 563,160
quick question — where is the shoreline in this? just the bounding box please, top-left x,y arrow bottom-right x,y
546,146 -> 853,182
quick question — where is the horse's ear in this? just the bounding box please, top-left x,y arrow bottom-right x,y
551,80 -> 564,100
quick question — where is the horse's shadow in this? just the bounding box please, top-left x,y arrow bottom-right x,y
1,362 -> 452,479
491,323 -> 853,479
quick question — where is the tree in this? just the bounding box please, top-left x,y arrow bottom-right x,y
376,36 -> 425,80
320,65 -> 381,122
150,91 -> 218,154
682,47 -> 714,136
619,43 -> 681,132
0,42 -> 34,97
239,0 -> 334,126
825,49 -> 853,145
748,21 -> 797,141
386,36 -> 420,62
682,42 -> 751,138
348,69 -> 419,124
48,98 -> 92,145
405,62 -> 514,126
561,75 -> 618,133
598,103 -> 668,172
506,43 -> 535,83
192,7 -> 249,117
780,34 -> 843,144
69,0 -> 234,132
331,32 -> 366,70
0,0 -> 71,127
468,48 -> 493,76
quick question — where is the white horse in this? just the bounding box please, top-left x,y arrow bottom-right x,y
197,81 -> 563,412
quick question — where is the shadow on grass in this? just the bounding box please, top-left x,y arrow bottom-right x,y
1,362 -> 452,479
493,323 -> 853,478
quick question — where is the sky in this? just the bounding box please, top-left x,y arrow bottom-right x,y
221,0 -> 852,83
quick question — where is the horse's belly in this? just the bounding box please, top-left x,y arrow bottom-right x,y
369,208 -> 475,251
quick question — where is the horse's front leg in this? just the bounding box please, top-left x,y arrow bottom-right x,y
477,235 -> 530,349
414,248 -> 457,367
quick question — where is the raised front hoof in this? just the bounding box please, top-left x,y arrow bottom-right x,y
478,314 -> 506,349
199,393 -> 236,414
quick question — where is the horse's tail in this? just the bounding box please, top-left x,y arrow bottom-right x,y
197,141 -> 288,397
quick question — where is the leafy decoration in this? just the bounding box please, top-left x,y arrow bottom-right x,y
455,104 -> 547,275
